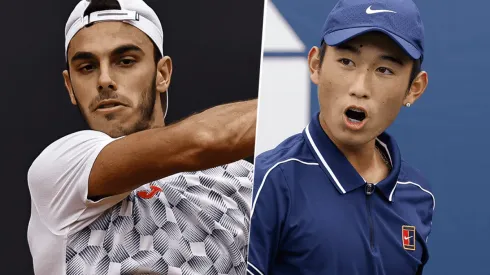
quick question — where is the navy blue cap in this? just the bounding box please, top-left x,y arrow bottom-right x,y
321,0 -> 424,60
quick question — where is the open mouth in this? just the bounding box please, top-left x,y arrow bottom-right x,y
345,107 -> 367,123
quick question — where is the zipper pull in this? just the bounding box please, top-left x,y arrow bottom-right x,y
365,183 -> 375,195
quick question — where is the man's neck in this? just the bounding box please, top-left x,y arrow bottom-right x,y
340,141 -> 389,184
319,116 -> 389,184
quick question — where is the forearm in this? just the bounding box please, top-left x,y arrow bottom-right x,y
190,99 -> 257,164
88,99 -> 257,198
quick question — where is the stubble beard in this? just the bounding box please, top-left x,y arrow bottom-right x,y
74,74 -> 158,137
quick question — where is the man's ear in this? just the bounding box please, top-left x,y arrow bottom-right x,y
308,46 -> 322,85
156,56 -> 173,93
404,71 -> 428,106
63,70 -> 77,105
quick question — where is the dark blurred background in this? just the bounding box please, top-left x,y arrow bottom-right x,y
0,0 -> 264,273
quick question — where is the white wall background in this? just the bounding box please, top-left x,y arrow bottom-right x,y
255,1 -> 310,156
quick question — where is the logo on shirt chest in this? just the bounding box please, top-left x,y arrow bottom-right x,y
137,185 -> 163,199
402,225 -> 416,250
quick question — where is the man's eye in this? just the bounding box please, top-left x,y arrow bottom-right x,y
338,58 -> 355,67
119,59 -> 136,66
377,67 -> 394,75
80,64 -> 95,72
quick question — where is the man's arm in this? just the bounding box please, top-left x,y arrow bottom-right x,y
88,99 -> 257,198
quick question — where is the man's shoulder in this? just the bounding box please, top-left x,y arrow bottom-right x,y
28,130 -> 115,182
55,130 -> 114,144
255,133 -> 317,179
398,159 -> 434,199
39,130 -> 113,154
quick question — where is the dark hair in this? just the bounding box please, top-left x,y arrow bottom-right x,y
83,0 -> 122,16
66,0 -> 162,71
318,43 -> 421,88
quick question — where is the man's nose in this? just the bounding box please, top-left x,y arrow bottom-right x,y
348,73 -> 371,99
97,63 -> 117,92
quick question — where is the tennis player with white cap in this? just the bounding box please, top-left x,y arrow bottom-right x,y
27,0 -> 257,274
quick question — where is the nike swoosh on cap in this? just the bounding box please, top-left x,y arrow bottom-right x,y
366,5 -> 397,14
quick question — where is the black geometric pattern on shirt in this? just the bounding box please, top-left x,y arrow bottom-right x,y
66,160 -> 253,275
89,210 -> 111,231
96,255 -> 110,274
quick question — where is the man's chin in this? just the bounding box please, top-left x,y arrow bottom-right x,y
94,126 -> 126,138
87,121 -> 128,138
109,121 -> 153,138
332,127 -> 379,149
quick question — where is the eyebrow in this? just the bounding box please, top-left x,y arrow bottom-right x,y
336,44 -> 361,54
380,55 -> 405,66
71,52 -> 96,64
336,43 -> 406,66
111,44 -> 144,57
70,44 -> 144,64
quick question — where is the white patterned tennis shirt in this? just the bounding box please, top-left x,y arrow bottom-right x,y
27,130 -> 254,275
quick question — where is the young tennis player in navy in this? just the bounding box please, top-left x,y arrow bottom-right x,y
248,0 -> 435,274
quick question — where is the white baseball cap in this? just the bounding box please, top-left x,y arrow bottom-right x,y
64,0 -> 164,59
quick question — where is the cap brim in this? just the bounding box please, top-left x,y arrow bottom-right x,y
323,27 -> 421,60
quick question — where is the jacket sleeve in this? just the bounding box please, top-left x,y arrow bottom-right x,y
247,158 -> 291,275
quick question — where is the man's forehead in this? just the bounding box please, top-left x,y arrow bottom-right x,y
337,32 -> 409,59
68,21 -> 153,58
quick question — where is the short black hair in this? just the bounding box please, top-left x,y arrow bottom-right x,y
318,43 -> 421,88
83,0 -> 122,16
66,0 -> 162,71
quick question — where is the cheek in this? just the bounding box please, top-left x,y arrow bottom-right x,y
374,90 -> 405,124
117,66 -> 155,99
318,71 -> 349,111
71,78 -> 97,107
373,76 -> 407,106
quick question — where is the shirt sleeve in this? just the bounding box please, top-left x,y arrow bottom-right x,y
28,130 -> 130,236
247,161 -> 291,275
419,190 -> 435,273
